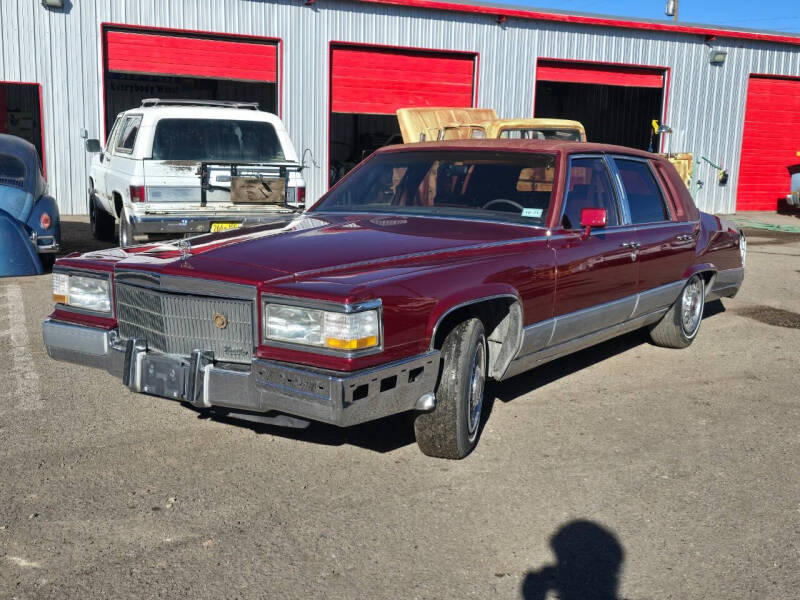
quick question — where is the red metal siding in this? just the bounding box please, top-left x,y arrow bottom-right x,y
105,31 -> 278,82
737,76 -> 800,211
330,46 -> 475,114
537,61 -> 664,88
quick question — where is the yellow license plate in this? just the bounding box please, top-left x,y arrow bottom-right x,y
210,222 -> 242,233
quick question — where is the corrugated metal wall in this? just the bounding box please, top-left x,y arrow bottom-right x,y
1,0 -> 799,214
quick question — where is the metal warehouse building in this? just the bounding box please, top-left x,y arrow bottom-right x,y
2,0 -> 800,215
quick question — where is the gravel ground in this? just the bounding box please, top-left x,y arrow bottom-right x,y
1,216 -> 798,599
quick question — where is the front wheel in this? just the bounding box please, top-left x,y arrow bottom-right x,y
414,318 -> 487,459
648,274 -> 705,348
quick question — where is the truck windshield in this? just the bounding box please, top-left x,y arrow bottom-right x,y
499,129 -> 582,141
151,119 -> 285,162
312,150 -> 556,226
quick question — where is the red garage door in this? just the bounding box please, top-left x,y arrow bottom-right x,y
536,60 -> 664,88
737,76 -> 800,211
105,30 -> 278,82
330,46 -> 476,114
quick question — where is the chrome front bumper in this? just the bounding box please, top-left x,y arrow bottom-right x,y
42,319 -> 440,427
129,212 -> 295,235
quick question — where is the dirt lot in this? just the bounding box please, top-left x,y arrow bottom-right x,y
1,217 -> 799,599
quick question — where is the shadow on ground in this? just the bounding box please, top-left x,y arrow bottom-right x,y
521,519 -> 626,600
488,299 -> 725,407
58,217 -> 117,256
199,300 -> 727,455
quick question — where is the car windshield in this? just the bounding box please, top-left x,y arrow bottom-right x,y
151,119 -> 285,162
312,150 -> 557,226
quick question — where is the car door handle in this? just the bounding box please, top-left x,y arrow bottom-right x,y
620,241 -> 641,249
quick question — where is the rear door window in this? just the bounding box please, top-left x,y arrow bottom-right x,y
115,115 -> 142,154
561,156 -> 620,229
0,154 -> 26,186
614,158 -> 670,223
150,119 -> 285,162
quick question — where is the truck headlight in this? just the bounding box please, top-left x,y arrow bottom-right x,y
53,271 -> 112,314
263,300 -> 381,352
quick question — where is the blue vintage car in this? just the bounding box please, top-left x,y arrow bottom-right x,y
0,133 -> 60,276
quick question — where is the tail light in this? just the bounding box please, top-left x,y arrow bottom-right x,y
129,185 -> 146,203
40,212 -> 51,229
297,186 -> 306,207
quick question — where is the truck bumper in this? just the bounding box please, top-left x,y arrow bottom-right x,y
42,319 -> 440,428
129,212 -> 295,235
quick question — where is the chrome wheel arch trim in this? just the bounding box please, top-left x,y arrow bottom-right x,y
428,293 -> 523,352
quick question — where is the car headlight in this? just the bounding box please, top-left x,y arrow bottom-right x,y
53,271 -> 112,314
263,300 -> 381,352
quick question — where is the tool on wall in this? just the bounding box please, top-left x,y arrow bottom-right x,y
648,119 -> 673,154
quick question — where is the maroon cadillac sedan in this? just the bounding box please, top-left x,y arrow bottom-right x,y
43,140 -> 745,458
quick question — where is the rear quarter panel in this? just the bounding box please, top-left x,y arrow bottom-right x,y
689,212 -> 743,276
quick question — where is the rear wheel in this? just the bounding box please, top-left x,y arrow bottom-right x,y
89,191 -> 115,241
648,274 -> 705,348
414,318 -> 487,459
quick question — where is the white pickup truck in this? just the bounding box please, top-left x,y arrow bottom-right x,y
85,99 -> 306,246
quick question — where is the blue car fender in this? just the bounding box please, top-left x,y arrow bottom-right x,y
0,208 -> 43,277
27,194 -> 61,250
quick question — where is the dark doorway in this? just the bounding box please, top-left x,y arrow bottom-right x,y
535,81 -> 663,151
104,72 -> 277,136
0,82 -> 43,166
329,114 -> 402,185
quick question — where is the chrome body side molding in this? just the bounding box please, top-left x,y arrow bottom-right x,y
499,279 -> 689,381
548,295 -> 636,347
632,280 -> 685,318
501,309 -> 668,380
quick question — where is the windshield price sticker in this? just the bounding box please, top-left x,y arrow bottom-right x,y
521,208 -> 543,218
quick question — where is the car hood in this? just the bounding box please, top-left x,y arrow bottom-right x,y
114,213 -> 544,284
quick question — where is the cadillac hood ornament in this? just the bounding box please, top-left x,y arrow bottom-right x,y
177,239 -> 192,260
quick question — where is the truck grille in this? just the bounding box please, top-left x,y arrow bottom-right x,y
115,283 -> 254,363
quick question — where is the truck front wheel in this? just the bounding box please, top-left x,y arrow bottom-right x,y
414,318 -> 487,459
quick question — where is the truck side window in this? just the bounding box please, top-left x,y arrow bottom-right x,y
115,115 -> 142,154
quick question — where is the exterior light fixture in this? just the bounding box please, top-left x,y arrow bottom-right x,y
709,49 -> 727,65
41,0 -> 64,8
665,0 -> 678,21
